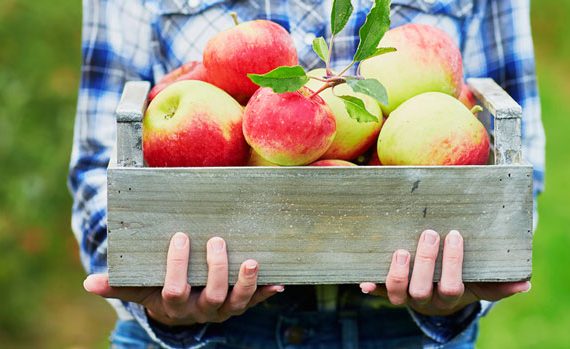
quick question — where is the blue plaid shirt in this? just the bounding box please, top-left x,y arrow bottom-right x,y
69,0 -> 545,348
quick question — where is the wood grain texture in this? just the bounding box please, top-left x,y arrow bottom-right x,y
107,166 -> 533,286
115,81 -> 150,168
468,78 -> 522,164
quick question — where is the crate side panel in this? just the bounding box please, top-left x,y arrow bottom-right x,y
107,166 -> 533,286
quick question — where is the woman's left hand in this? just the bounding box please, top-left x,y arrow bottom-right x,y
360,230 -> 531,316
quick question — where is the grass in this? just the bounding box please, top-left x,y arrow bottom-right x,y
0,0 -> 568,348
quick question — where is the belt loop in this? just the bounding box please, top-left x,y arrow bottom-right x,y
339,311 -> 359,349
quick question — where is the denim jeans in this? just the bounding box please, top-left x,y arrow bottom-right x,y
110,306 -> 478,349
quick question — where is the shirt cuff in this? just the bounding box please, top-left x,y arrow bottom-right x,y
123,301 -> 216,349
407,301 -> 494,344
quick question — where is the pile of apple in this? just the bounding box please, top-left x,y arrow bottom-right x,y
143,17 -> 489,168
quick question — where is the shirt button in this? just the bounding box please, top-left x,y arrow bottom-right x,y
304,33 -> 316,45
188,0 -> 200,8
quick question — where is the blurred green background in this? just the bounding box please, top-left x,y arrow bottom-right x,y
0,1 -> 568,348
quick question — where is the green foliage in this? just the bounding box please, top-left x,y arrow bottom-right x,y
353,0 -> 391,62
248,66 -> 309,93
345,78 -> 388,105
312,37 -> 329,63
337,95 -> 379,122
331,0 -> 354,35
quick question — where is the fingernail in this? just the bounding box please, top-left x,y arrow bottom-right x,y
447,230 -> 461,247
275,286 -> 285,292
173,233 -> 187,249
245,260 -> 258,276
360,286 -> 369,294
209,237 -> 225,252
521,282 -> 532,293
83,276 -> 93,292
396,250 -> 409,265
423,230 -> 438,245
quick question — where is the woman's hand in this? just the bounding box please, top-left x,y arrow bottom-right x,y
84,233 -> 284,326
360,230 -> 530,316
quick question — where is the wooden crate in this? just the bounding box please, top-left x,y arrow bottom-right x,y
107,78 -> 533,287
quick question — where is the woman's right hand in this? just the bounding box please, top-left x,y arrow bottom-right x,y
84,232 -> 284,326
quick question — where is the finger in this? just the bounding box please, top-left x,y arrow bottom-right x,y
360,282 -> 377,294
467,281 -> 531,302
83,274 -> 157,304
437,230 -> 465,306
197,237 -> 229,312
386,249 -> 411,305
247,285 -> 285,308
218,259 -> 259,317
162,233 -> 191,306
360,282 -> 388,297
409,230 -> 440,303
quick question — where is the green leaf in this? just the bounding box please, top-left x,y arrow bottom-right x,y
312,37 -> 329,62
248,66 -> 309,93
338,95 -> 379,123
361,47 -> 397,61
353,0 -> 391,62
346,78 -> 388,105
331,0 -> 354,35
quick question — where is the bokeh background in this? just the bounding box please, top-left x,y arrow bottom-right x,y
0,1 -> 569,348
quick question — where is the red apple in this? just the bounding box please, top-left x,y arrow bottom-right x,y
310,160 -> 357,166
148,61 -> 209,101
366,146 -> 382,166
458,82 -> 477,109
247,150 -> 279,166
143,80 -> 250,167
243,87 -> 336,166
203,20 -> 298,104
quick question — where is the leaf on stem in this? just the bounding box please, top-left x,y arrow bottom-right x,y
338,95 -> 379,123
248,66 -> 309,93
312,37 -> 329,62
346,78 -> 388,105
331,0 -> 354,35
353,0 -> 391,62
363,47 -> 397,60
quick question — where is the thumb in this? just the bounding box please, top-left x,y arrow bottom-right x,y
84,273 -> 156,304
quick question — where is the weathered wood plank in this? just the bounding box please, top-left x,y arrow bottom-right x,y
468,78 -> 522,165
115,81 -> 150,168
108,166 -> 533,286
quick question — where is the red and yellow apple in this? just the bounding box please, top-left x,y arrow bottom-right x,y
148,61 -> 209,101
247,150 -> 279,166
243,87 -> 336,166
306,69 -> 382,161
360,24 -> 463,114
143,80 -> 250,167
378,92 -> 490,166
204,20 -> 298,104
310,159 -> 357,166
458,82 -> 477,110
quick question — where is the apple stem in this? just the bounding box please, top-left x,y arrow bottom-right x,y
230,12 -> 239,26
325,35 -> 335,76
471,105 -> 484,114
309,79 -> 345,98
307,75 -> 328,82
